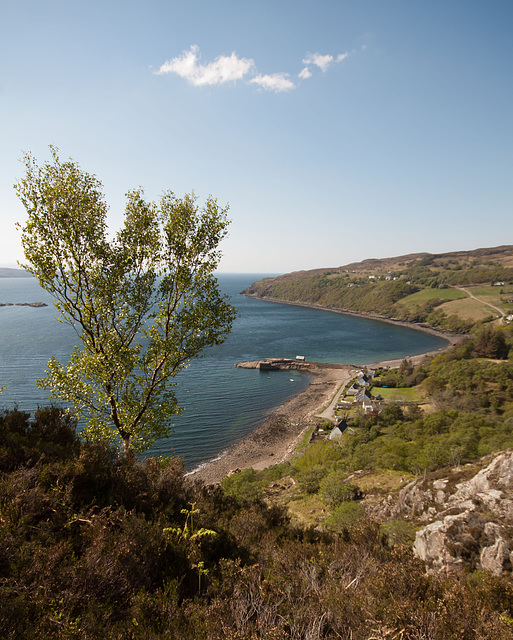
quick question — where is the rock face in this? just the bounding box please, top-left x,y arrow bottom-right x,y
372,450 -> 513,575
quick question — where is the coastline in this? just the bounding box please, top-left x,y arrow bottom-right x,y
242,293 -> 464,344
189,335 -> 455,486
189,297 -> 464,486
188,361 -> 354,485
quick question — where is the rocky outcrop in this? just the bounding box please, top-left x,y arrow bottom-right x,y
372,450 -> 513,575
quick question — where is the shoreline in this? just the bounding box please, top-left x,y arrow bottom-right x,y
242,293 -> 464,344
188,361 -> 354,485
189,339 -> 456,487
189,298 -> 465,486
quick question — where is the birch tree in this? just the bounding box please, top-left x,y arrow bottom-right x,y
15,147 -> 236,455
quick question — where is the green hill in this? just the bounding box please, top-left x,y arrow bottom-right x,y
243,245 -> 513,333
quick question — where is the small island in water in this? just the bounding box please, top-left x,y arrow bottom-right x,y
0,301 -> 47,307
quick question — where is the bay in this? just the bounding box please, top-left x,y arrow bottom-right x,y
0,274 -> 448,469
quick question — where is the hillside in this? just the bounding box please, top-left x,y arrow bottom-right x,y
2,400 -> 513,638
243,245 -> 513,333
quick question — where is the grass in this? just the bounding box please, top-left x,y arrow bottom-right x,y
285,493 -> 326,527
296,426 -> 316,451
373,386 -> 423,402
264,467 -> 417,528
399,287 -> 467,309
463,285 -> 513,312
398,284 -> 513,322
348,469 -> 415,494
467,285 -> 512,299
439,297 -> 500,321
335,402 -> 360,418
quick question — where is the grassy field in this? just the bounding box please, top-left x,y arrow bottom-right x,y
398,287 -> 467,309
439,296 -> 501,321
463,285 -> 513,313
372,386 -> 424,402
398,284 -> 513,321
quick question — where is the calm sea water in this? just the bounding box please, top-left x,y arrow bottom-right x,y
0,274 -> 447,469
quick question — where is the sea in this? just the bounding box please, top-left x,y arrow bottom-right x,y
0,274 -> 448,470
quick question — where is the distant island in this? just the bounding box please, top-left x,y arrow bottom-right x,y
0,267 -> 32,278
242,244 -> 513,334
0,302 -> 47,307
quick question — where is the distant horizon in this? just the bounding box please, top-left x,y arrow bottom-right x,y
2,241 -> 512,278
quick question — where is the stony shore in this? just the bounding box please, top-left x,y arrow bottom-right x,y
188,294 -> 466,486
188,326 -> 457,486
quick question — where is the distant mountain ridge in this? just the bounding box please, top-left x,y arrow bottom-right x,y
0,267 -> 31,278
340,244 -> 513,274
243,245 -> 513,333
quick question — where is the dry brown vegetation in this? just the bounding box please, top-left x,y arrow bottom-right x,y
2,405 -> 513,638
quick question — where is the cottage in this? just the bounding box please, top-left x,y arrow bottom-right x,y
357,374 -> 370,387
346,382 -> 359,396
329,426 -> 343,440
329,418 -> 348,440
362,397 -> 374,412
355,388 -> 372,403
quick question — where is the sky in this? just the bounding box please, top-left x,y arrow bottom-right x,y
1,0 -> 512,274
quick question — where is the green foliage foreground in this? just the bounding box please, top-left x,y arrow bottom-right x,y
1,407 -> 513,639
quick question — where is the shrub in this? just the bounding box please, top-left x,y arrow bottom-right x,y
381,519 -> 417,546
319,471 -> 362,508
294,441 -> 343,472
220,468 -> 263,502
324,501 -> 366,532
296,465 -> 328,494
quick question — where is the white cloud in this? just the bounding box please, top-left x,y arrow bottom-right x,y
303,52 -> 334,72
156,46 -> 352,92
250,73 -> 295,92
156,45 -> 254,86
299,51 -> 350,80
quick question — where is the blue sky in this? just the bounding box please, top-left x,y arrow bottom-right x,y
1,0 -> 512,273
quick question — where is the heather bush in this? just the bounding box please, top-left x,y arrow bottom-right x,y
324,501 -> 366,532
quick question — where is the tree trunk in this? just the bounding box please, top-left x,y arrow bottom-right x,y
122,435 -> 131,458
